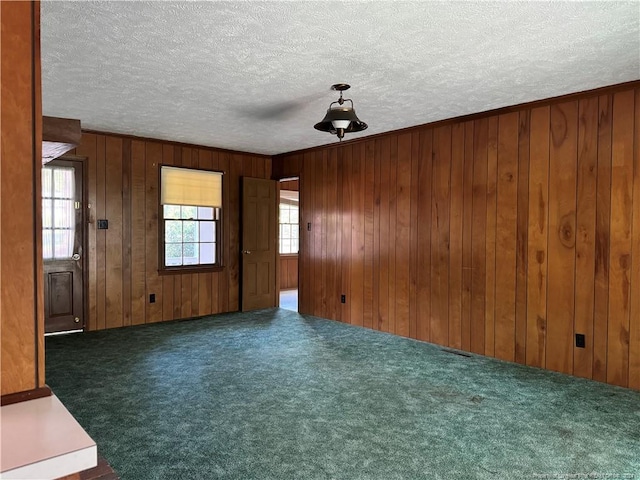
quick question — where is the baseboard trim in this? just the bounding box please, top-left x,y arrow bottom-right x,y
1,385 -> 52,406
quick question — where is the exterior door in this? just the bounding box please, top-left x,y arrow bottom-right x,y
241,177 -> 277,311
42,159 -> 84,333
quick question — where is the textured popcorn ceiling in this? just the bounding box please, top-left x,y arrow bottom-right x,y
41,1 -> 640,155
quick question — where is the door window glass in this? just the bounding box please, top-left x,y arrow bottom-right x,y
42,166 -> 75,259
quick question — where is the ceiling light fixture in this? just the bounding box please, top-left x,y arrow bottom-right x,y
314,84 -> 368,141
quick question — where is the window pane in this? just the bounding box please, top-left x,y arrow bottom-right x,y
54,229 -> 73,259
282,224 -> 291,239
43,230 -> 53,259
281,239 -> 291,254
42,168 -> 52,198
165,244 -> 182,266
53,168 -> 74,198
42,199 -> 53,228
291,226 -> 299,239
181,206 -> 197,219
197,207 -> 214,220
165,220 -> 182,243
280,207 -> 289,224
200,243 -> 215,264
54,199 -> 74,228
164,205 -> 181,219
183,243 -> 198,265
291,239 -> 299,253
183,221 -> 198,242
200,221 -> 214,242
290,207 -> 299,224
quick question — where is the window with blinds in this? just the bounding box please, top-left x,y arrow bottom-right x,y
160,166 -> 223,269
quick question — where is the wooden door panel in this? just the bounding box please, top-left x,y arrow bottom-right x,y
43,159 -> 84,333
48,272 -> 73,316
241,177 -> 277,311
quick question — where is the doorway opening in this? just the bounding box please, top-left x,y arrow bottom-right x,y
278,178 -> 299,312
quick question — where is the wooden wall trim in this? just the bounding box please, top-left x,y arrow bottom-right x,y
81,129 -> 272,160
273,80 -> 640,163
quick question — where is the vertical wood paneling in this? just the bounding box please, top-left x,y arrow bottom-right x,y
218,151 -> 230,313
449,123 -> 464,349
547,101 -> 578,375
122,139 -> 132,327
96,136 -> 107,331
81,133 -> 271,331
341,147 -> 352,325
351,144 -> 365,327
130,141 -> 146,326
409,132 -> 420,339
277,82 -> 640,391
526,106 -> 550,368
593,95 -> 613,382
377,138 -> 389,331
395,133 -> 412,337
416,130 -> 433,341
145,142 -> 163,324
388,137 -> 398,333
607,90 -> 634,387
630,89 -> 640,390
363,141 -> 375,329
515,110 -> 530,364
485,117 -> 498,357
314,151 -> 325,317
431,126 -> 451,346
573,97 -> 598,378
461,122 -> 474,351
105,137 -> 123,329
494,113 -> 519,361
470,118 -> 488,355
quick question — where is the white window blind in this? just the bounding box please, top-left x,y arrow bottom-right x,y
161,166 -> 222,207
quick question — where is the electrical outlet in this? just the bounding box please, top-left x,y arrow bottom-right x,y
575,333 -> 585,348
149,293 -> 156,304
341,294 -> 346,304
97,219 -> 109,229
307,222 -> 311,231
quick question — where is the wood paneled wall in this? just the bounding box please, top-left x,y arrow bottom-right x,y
280,256 -> 299,290
273,83 -> 640,390
1,1 -> 44,396
73,133 -> 271,330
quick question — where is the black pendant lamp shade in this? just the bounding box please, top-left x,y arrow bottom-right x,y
314,84 -> 368,140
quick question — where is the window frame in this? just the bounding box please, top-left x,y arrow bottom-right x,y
158,164 -> 225,274
278,200 -> 299,255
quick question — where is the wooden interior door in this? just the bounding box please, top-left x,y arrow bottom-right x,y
43,159 -> 85,333
241,177 -> 277,311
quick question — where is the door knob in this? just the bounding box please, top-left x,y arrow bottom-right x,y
72,253 -> 81,261
74,317 -> 80,323
242,250 -> 251,254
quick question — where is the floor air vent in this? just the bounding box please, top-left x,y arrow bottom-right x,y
441,348 -> 472,358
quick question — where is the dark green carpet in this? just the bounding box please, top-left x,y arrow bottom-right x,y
46,309 -> 640,480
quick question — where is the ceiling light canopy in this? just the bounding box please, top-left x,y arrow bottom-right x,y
314,84 -> 368,141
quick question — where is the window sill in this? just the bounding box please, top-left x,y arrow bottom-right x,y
279,253 -> 298,258
159,265 -> 224,275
